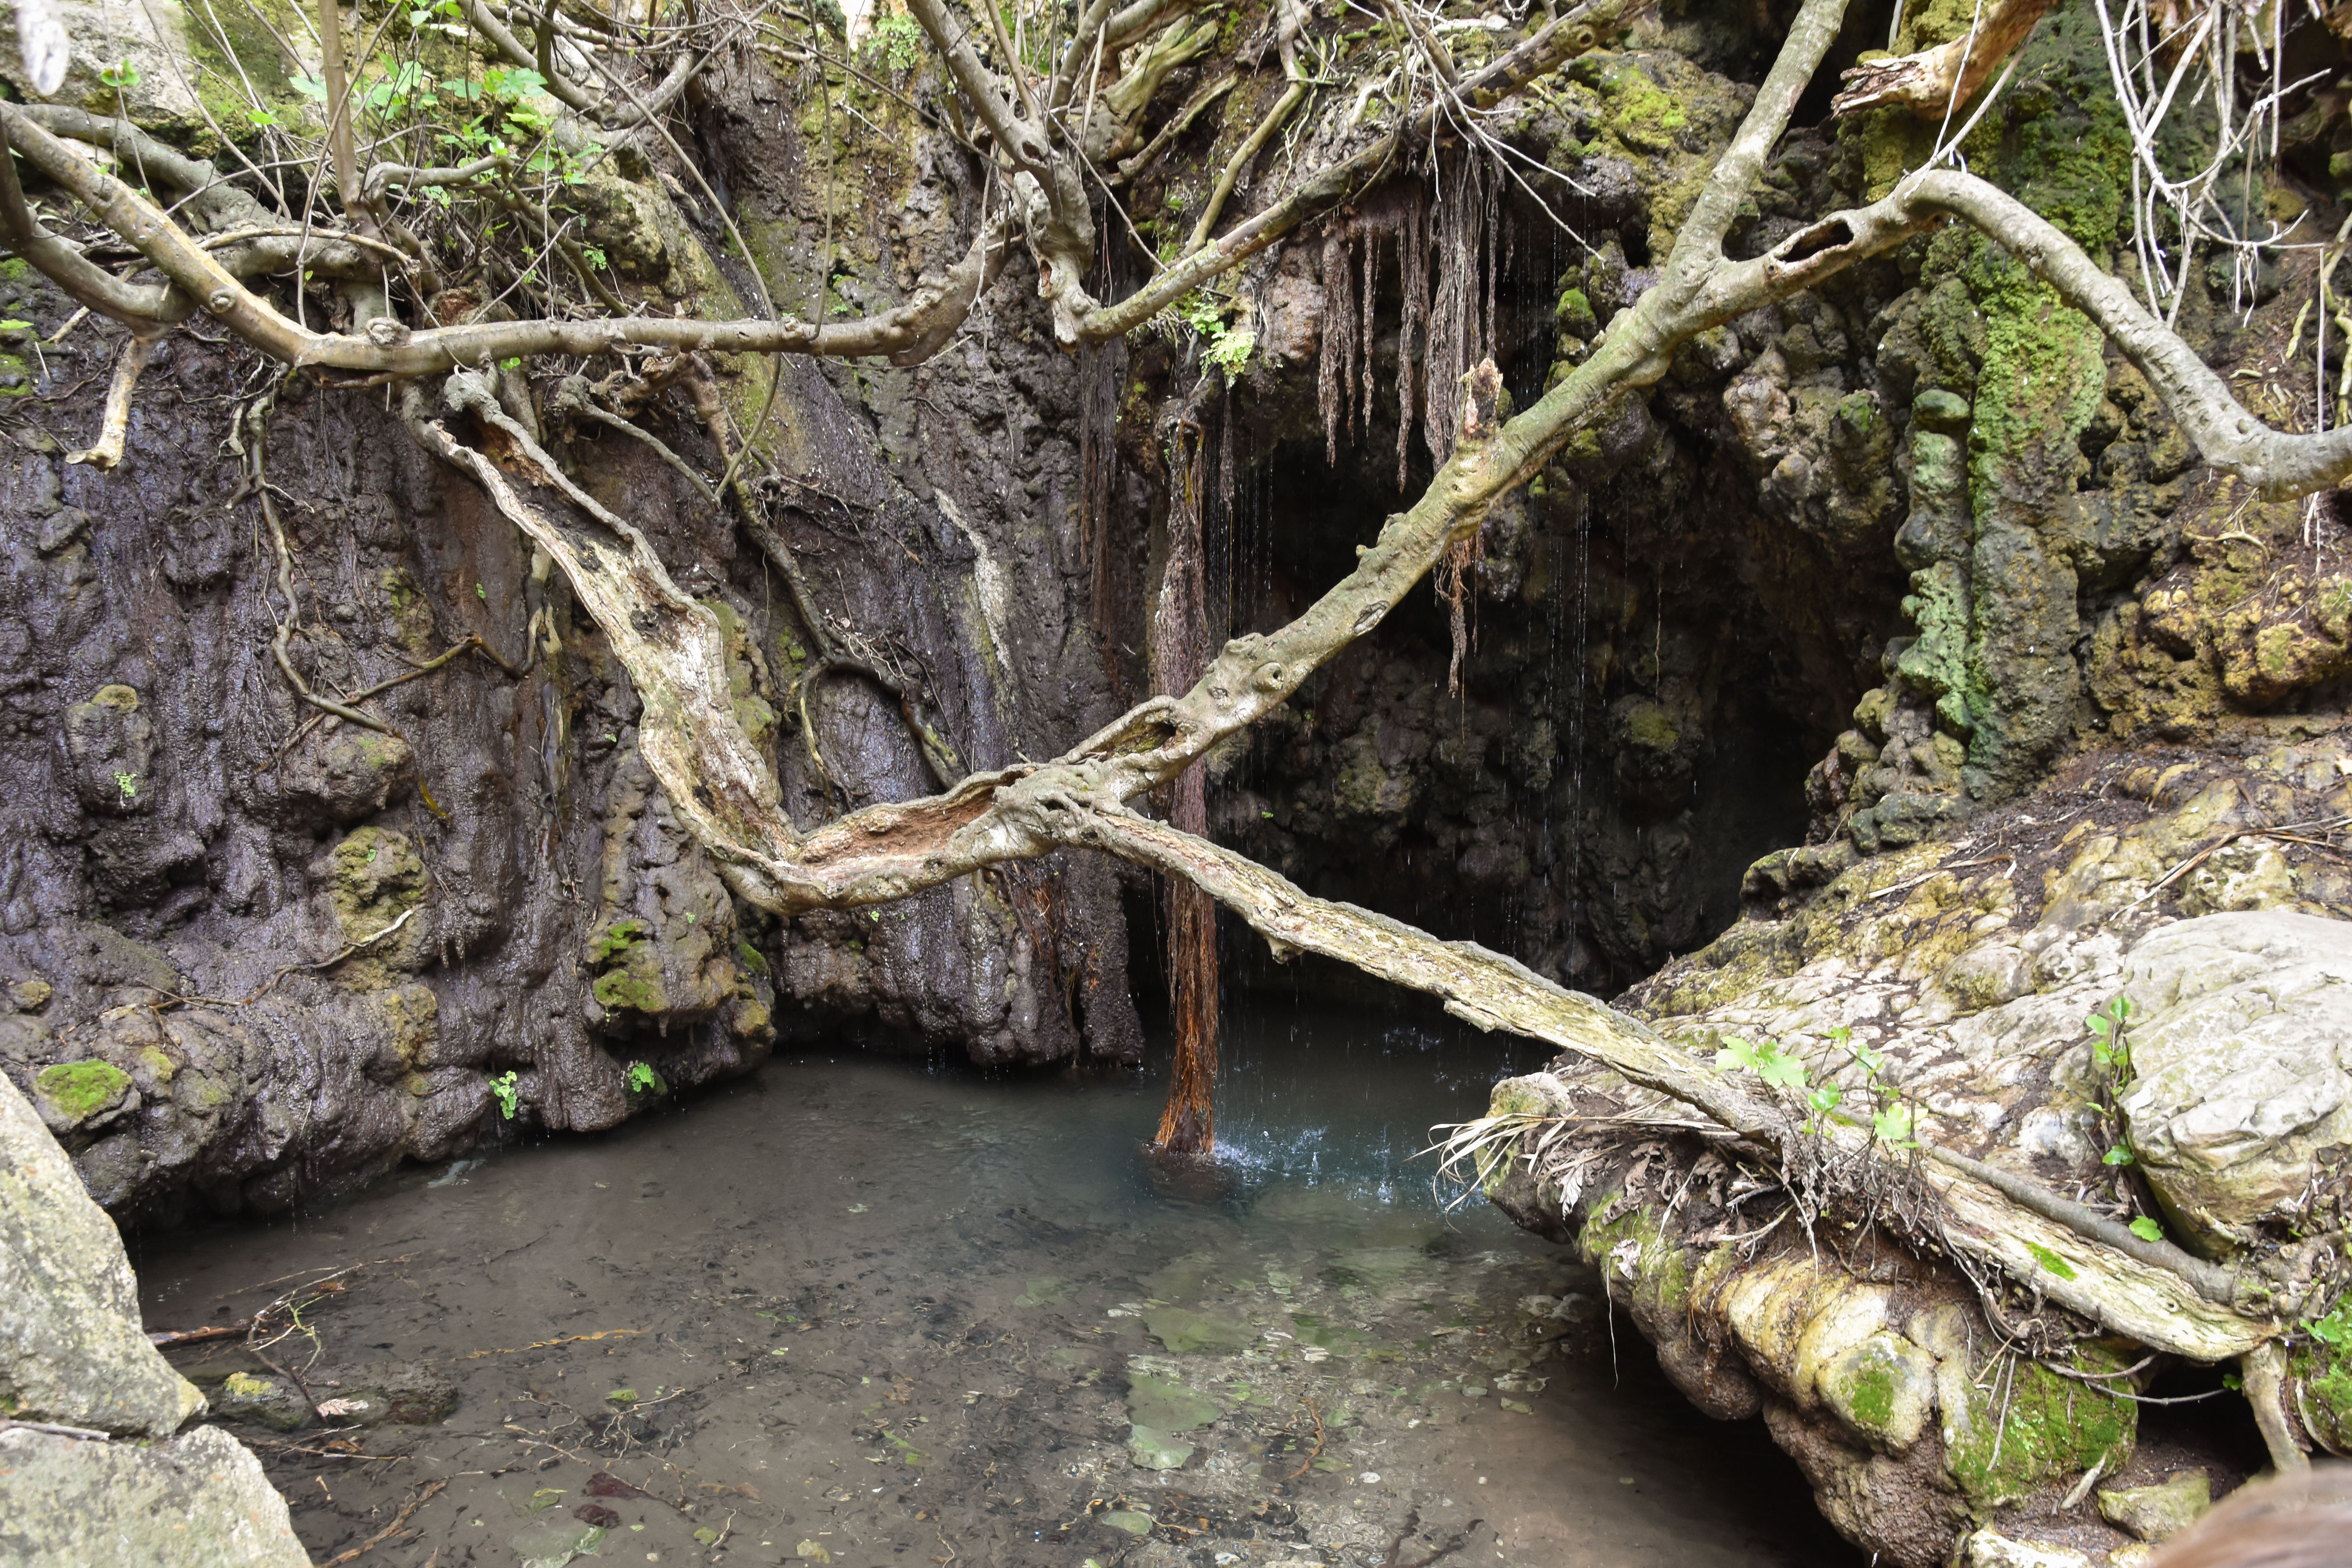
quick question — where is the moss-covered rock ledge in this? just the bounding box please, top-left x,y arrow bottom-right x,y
1477,726 -> 2352,1567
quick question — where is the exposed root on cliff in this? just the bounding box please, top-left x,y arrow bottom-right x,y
63,332 -> 162,470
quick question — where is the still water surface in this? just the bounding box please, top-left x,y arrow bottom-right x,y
132,1001 -> 1855,1568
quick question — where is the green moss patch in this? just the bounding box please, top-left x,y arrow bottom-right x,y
33,1060 -> 133,1125
588,918 -> 650,964
1942,1349 -> 2135,1504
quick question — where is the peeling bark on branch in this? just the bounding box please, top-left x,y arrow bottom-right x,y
1831,0 -> 2053,118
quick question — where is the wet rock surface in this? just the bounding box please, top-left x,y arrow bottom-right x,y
0,1068 -> 201,1437
0,65 -> 1142,1220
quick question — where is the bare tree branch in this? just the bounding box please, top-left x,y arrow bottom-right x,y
0,119 -> 183,327
1045,801 -> 2270,1360
1905,168 -> 2352,497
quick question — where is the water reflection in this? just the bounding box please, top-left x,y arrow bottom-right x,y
129,1001 -> 1853,1568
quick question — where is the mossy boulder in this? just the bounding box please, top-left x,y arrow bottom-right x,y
1929,1323 -> 2135,1506
206,1370 -> 312,1431
2096,1472 -> 2210,1543
62,684 -> 154,815
1817,1331 -> 1936,1451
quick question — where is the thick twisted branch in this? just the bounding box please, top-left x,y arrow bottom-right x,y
0,100 -> 1015,372
1038,802 -> 2269,1360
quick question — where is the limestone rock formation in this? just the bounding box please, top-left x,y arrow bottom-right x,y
0,1071 -> 308,1565
1479,729 -> 2352,1566
1,1063 -> 202,1437
2119,912 -> 2352,1255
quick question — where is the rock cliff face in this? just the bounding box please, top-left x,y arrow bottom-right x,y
0,40 -> 1147,1221
0,0 -> 1862,1211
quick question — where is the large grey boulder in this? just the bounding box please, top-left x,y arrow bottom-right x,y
0,1424 -> 309,1567
2117,911 -> 2352,1253
0,1067 -> 202,1437
0,1071 -> 310,1566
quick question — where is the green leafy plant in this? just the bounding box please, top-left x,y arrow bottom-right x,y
863,13 -> 926,72
2128,1216 -> 2165,1243
1713,1034 -> 1809,1091
113,770 -> 138,799
98,60 -> 140,91
2310,1301 -> 2352,1349
490,1070 -> 519,1119
1202,324 -> 1256,377
2088,995 -> 2133,1078
1721,1024 -> 1923,1149
625,1061 -> 665,1095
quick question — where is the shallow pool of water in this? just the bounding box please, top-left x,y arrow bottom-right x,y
131,1000 -> 1855,1568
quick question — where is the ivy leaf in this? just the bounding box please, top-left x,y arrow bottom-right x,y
2024,1241 -> 2079,1281
2102,1144 -> 2135,1166
2128,1216 -> 2164,1243
1806,1085 -> 1843,1116
1871,1102 -> 1915,1147
1714,1036 -> 1808,1092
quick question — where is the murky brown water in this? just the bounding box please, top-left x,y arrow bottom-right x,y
131,1002 -> 1855,1568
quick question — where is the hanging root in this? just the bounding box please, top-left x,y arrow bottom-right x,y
65,333 -> 165,470
2245,1342 -> 2313,1476
1436,533 -> 1477,695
